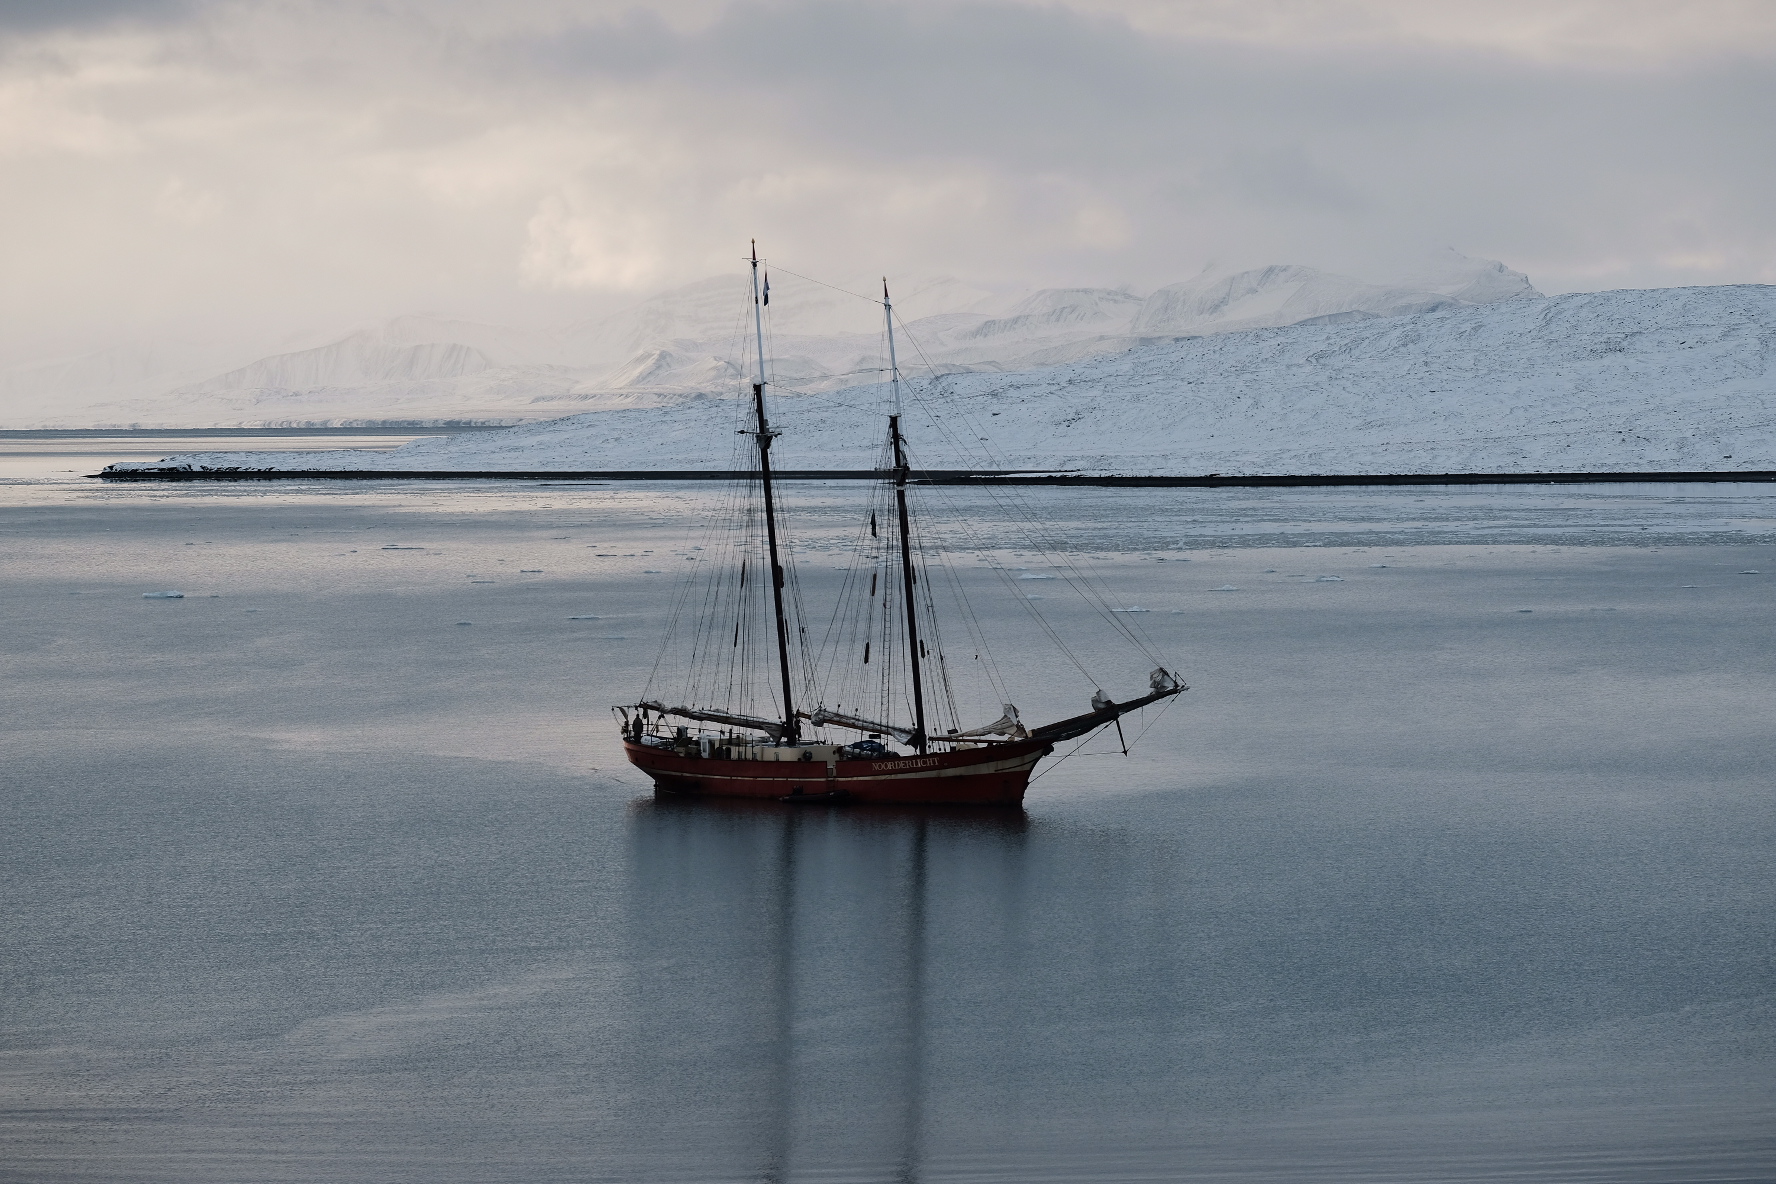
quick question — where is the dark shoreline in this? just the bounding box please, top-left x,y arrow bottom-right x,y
4,424 -> 513,438
91,468 -> 1776,486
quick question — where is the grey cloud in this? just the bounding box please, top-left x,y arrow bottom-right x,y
517,0 -> 1776,278
0,0 -> 188,32
1,0 -> 1773,381
519,3 -> 1736,177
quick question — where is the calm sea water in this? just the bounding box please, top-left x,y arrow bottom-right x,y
3,474 -> 1773,1182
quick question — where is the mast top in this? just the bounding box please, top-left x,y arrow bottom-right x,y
883,277 -> 903,419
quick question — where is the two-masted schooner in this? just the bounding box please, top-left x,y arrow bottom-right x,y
618,245 -> 1185,806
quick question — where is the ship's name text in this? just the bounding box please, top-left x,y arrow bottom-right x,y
872,757 -> 944,772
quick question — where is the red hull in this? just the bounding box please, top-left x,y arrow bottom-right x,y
623,737 -> 1053,806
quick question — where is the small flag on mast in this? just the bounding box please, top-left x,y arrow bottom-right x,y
762,272 -> 770,306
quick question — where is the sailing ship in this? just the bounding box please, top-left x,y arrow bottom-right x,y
618,245 -> 1185,806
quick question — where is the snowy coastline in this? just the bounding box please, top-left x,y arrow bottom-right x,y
103,285 -> 1776,479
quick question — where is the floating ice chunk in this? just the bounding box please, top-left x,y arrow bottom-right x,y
1517,609 -> 1533,613
142,590 -> 184,598
1316,575 -> 1344,582
382,545 -> 424,551
470,580 -> 494,584
1018,573 -> 1054,580
1740,570 -> 1761,575
1211,585 -> 1240,591
643,569 -> 663,573
520,569 -> 543,573
1681,585 -> 1698,588
567,615 -> 601,620
455,621 -> 473,626
1369,564 -> 1388,568
1112,606 -> 1150,612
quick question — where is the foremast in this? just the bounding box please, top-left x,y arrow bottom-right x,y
750,241 -> 800,744
883,281 -> 929,754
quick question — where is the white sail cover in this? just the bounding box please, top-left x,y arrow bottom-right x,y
955,704 -> 1025,738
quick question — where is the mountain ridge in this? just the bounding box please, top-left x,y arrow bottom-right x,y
8,252 -> 1537,427
108,283 -> 1776,478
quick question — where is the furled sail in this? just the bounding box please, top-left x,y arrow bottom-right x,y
639,700 -> 790,740
806,708 -> 919,745
1030,677 -> 1188,744
955,704 -> 1026,738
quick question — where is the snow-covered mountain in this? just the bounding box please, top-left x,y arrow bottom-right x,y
1134,266 -> 1457,336
5,253 -> 1538,428
113,284 -> 1776,477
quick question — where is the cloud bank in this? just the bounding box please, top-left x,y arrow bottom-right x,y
1,0 -> 1772,367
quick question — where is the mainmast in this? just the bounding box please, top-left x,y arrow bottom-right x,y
750,242 -> 799,744
884,281 -> 929,753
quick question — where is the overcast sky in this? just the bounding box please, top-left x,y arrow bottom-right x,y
2,0 -> 1773,362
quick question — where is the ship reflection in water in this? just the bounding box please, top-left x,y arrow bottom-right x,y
626,800 -> 1020,1182
622,794 -> 1771,1183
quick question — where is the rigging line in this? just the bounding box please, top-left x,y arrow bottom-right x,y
969,502 -> 1162,682
643,447 -> 741,699
866,425 -> 965,733
921,534 -> 1008,703
894,401 -> 1169,665
913,531 -> 963,732
906,466 -> 1101,684
767,367 -> 892,386
1025,729 -> 1107,784
883,325 -> 1085,554
814,478 -> 894,709
966,481 -> 1165,649
814,475 -> 868,713
885,309 -> 969,383
899,480 -> 959,734
998,521 -> 1163,658
883,329 -> 1166,661
718,440 -> 770,712
781,517 -> 820,707
1032,694 -> 1182,777
673,457 -> 750,707
758,389 -> 882,415
1126,691 -> 1182,750
756,262 -> 883,306
688,472 -> 730,701
915,489 -> 1091,681
889,313 -> 997,462
719,474 -> 760,709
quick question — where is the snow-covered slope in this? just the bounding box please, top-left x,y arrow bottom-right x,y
12,253 -> 1536,427
111,285 -> 1776,477
1132,266 -> 1454,336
